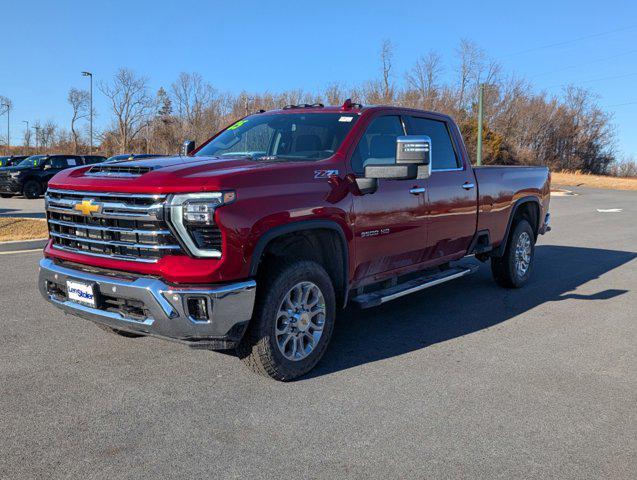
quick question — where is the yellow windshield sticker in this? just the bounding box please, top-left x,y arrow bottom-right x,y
227,119 -> 248,131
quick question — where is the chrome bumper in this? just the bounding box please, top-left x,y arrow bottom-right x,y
38,257 -> 256,349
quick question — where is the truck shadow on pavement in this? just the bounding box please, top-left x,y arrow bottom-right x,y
308,245 -> 636,378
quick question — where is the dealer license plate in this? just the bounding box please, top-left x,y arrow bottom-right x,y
66,280 -> 96,307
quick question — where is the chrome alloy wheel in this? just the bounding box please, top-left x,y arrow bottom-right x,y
514,231 -> 532,277
275,281 -> 326,361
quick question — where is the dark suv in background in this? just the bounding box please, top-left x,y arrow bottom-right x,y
0,155 -> 29,168
0,154 -> 106,198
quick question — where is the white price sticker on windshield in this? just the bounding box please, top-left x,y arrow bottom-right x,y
339,116 -> 354,122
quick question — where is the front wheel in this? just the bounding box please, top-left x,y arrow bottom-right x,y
0,194 -> 13,198
22,180 -> 41,199
491,219 -> 535,288
237,260 -> 336,381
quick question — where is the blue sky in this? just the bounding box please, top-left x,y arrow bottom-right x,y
1,0 -> 636,158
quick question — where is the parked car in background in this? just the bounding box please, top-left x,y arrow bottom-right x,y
105,154 -> 167,163
0,154 -> 106,198
0,155 -> 29,168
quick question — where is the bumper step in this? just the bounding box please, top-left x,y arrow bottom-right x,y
351,265 -> 479,309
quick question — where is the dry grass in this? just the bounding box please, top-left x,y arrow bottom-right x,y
552,171 -> 637,191
0,217 -> 49,242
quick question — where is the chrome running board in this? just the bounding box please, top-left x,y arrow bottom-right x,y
351,265 -> 478,309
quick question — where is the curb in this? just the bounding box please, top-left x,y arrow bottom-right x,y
0,238 -> 48,253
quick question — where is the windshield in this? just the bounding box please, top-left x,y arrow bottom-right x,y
195,113 -> 359,161
18,155 -> 46,167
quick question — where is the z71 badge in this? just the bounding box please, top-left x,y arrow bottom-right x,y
314,169 -> 339,179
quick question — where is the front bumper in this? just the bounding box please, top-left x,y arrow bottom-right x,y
0,177 -> 21,194
38,257 -> 256,349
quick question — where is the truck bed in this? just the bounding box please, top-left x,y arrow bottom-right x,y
473,165 -> 551,248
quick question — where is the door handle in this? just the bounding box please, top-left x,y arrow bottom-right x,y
409,187 -> 426,195
461,182 -> 475,190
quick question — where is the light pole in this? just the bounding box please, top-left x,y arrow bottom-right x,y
1,102 -> 9,153
34,126 -> 40,150
22,120 -> 29,149
82,71 -> 93,153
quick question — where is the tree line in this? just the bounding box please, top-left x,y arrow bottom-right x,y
2,39 -> 634,176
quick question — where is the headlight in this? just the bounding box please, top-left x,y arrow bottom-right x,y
167,191 -> 235,258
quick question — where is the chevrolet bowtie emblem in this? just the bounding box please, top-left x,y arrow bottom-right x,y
74,199 -> 101,216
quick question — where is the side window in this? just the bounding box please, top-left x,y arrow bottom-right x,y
50,157 -> 69,168
351,115 -> 404,175
408,117 -> 460,170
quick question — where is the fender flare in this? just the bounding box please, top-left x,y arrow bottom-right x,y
494,196 -> 541,257
249,219 -> 350,304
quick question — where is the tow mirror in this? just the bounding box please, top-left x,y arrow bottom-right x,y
181,139 -> 196,156
362,135 -> 432,183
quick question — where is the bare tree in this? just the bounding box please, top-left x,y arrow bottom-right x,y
99,68 -> 154,151
23,127 -> 32,148
67,88 -> 90,153
380,39 -> 394,103
406,51 -> 443,108
170,72 -> 215,142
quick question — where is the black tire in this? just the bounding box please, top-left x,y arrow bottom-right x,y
95,323 -> 145,338
491,219 -> 535,288
237,260 -> 336,381
23,180 -> 41,199
0,194 -> 13,198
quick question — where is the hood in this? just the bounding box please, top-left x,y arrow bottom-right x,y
48,154 -> 323,193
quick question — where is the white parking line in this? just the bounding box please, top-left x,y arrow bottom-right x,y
0,249 -> 43,255
596,208 -> 623,213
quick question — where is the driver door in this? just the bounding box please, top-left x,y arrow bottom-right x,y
350,115 -> 428,285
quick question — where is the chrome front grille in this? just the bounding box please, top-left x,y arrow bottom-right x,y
45,188 -> 183,263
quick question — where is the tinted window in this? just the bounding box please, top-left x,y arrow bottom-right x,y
408,117 -> 459,170
351,115 -> 404,174
83,156 -> 105,165
51,157 -> 69,168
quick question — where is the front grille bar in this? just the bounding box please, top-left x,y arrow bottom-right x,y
48,218 -> 171,236
49,231 -> 181,251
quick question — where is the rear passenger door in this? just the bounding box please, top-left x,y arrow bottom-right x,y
350,114 -> 429,283
406,116 -> 477,263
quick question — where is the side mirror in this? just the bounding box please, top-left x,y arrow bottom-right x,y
363,135 -> 432,182
181,139 -> 196,156
396,135 -> 431,180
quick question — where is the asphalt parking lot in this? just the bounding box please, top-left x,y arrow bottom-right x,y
0,195 -> 46,218
1,187 -> 635,479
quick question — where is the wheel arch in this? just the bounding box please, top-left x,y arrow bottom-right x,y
249,220 -> 350,307
493,196 -> 541,257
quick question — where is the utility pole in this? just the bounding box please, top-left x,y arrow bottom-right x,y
82,71 -> 93,153
1,102 -> 9,153
476,83 -> 484,166
22,120 -> 29,149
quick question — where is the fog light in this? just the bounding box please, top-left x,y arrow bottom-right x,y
187,296 -> 210,322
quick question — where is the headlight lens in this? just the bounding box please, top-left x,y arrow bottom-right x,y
167,191 -> 235,258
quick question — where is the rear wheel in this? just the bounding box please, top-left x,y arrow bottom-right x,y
237,260 -> 336,381
23,180 -> 41,199
0,194 -> 13,198
491,219 -> 535,288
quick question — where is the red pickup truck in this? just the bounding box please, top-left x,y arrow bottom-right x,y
39,101 -> 551,380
